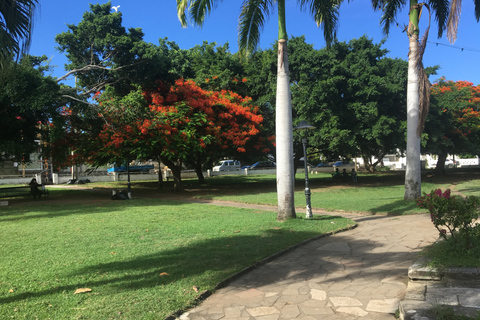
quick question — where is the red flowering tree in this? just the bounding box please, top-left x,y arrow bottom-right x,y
424,78 -> 480,171
54,79 -> 268,191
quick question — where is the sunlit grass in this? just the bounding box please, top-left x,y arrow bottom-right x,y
0,197 -> 354,319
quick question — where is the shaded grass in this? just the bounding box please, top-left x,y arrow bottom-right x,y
429,305 -> 480,320
421,235 -> 480,269
0,197 -> 354,319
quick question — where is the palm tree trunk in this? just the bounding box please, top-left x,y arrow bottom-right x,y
275,0 -> 296,221
404,1 -> 422,200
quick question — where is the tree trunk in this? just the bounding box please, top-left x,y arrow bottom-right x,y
161,158 -> 183,192
157,159 -> 163,189
435,152 -> 448,173
362,155 -> 376,172
275,9 -> 296,221
404,2 -> 422,201
194,156 -> 206,184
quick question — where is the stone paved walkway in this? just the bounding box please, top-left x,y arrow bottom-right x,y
173,202 -> 438,320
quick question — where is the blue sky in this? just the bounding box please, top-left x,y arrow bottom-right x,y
29,1 -> 480,85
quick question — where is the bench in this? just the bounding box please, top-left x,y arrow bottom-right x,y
0,185 -> 49,200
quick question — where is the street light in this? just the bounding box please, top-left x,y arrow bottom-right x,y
124,148 -> 132,200
294,120 -> 316,218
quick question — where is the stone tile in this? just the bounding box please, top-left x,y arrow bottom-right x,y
329,297 -> 363,307
310,289 -> 327,300
365,298 -> 399,313
224,307 -> 244,318
299,299 -> 327,308
207,307 -> 224,314
235,288 -> 264,299
300,306 -> 335,315
246,306 -> 280,317
459,289 -> 480,307
329,290 -> 357,297
280,305 -> 300,318
281,288 -> 299,296
277,294 -> 311,304
316,241 -> 351,252
336,307 -> 369,317
256,315 -> 280,320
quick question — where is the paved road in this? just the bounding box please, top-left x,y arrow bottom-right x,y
173,202 -> 437,320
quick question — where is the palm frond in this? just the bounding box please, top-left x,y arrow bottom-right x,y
190,0 -> 222,27
427,0 -> 449,38
475,0 -> 480,21
176,0 -> 190,27
446,0 -> 461,43
238,0 -> 274,55
176,0 -> 222,27
376,0 -> 406,36
297,0 -> 342,47
0,0 -> 38,61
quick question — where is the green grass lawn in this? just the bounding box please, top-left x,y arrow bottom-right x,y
190,172 -> 455,215
0,195 -> 354,319
2,169 -> 479,319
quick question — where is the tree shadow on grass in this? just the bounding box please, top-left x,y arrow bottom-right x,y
0,214 -> 421,311
0,197 -> 207,222
367,199 -> 421,215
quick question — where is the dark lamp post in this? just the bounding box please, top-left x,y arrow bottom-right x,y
294,120 -> 315,218
124,148 -> 132,199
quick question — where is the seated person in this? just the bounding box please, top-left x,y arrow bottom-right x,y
351,168 -> 358,182
29,178 -> 43,200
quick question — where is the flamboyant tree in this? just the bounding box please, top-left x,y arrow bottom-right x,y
53,79 -> 267,191
424,78 -> 480,171
141,79 -> 268,189
177,0 -> 340,220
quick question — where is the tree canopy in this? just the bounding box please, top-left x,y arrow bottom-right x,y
424,78 -> 480,171
0,56 -> 60,164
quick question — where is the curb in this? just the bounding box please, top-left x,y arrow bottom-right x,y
400,255 -> 480,320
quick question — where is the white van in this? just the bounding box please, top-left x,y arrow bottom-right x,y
213,160 -> 241,172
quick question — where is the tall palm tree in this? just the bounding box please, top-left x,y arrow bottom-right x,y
372,0 -> 479,200
0,0 -> 38,64
177,0 -> 341,221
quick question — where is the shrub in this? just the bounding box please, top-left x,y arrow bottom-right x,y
417,189 -> 480,248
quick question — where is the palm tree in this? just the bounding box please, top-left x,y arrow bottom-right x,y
372,0 -> 479,200
176,0 -> 340,221
0,0 -> 38,64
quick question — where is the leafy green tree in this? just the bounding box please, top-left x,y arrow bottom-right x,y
177,0 -> 341,221
286,36 -> 408,170
0,0 -> 38,64
370,0 -> 479,200
424,78 -> 480,171
55,1 -> 172,101
0,55 -> 60,163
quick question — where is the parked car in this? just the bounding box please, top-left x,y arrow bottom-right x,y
333,161 -> 350,167
213,160 -> 241,172
244,161 -> 276,170
445,159 -> 460,168
316,163 -> 331,167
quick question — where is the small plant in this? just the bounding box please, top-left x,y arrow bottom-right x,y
417,189 -> 480,248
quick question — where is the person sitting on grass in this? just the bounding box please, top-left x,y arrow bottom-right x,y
29,178 -> 43,200
351,168 -> 358,182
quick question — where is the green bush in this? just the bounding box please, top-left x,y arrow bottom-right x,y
417,189 -> 480,248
